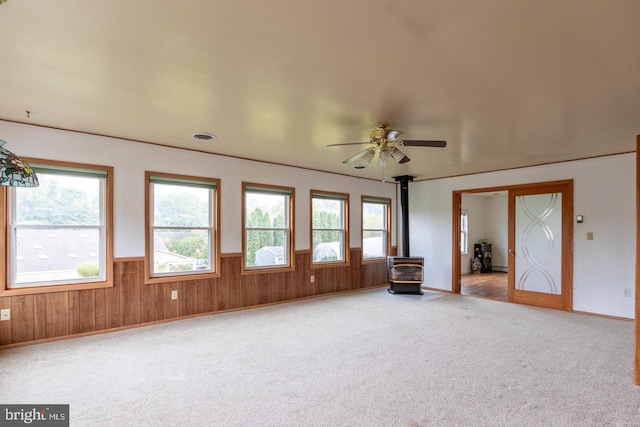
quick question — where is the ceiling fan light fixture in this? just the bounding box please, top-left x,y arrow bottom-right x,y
362,148 -> 375,164
328,124 -> 446,169
390,147 -> 408,163
378,149 -> 389,167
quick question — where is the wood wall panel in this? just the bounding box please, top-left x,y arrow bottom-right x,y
11,295 -> 34,344
104,285 -> 121,330
270,272 -> 285,303
45,293 -> 69,338
216,258 -> 230,311
119,265 -> 141,327
1,250 -> 391,348
94,288 -> 106,331
140,279 -> 156,324
33,294 -> 47,341
258,274 -> 270,305
68,291 -> 80,335
178,281 -> 189,317
78,290 -> 96,333
0,297 -> 11,345
196,280 -> 208,314
185,280 -> 198,316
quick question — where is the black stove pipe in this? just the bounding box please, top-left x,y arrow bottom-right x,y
393,175 -> 414,257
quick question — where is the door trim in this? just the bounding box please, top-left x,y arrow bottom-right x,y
452,180 -> 573,311
508,180 -> 573,311
634,135 -> 639,385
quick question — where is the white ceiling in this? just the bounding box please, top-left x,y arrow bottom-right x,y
1,0 -> 639,181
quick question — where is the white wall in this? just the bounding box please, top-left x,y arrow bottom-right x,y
485,195 -> 508,271
409,153 -> 635,319
460,195 -> 486,274
1,121 -> 397,257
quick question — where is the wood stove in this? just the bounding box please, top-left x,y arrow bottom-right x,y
387,256 -> 424,295
388,175 -> 424,295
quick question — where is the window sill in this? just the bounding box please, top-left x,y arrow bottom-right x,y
0,279 -> 114,297
310,260 -> 350,270
145,271 -> 221,285
241,265 -> 295,275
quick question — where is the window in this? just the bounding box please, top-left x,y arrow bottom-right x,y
362,197 -> 391,260
146,172 -> 220,282
460,210 -> 468,254
311,191 -> 349,266
243,183 -> 294,272
4,160 -> 113,294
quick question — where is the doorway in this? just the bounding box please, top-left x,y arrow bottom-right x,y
452,180 -> 573,311
459,190 -> 508,302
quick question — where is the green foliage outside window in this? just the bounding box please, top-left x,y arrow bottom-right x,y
152,183 -> 212,269
246,207 -> 280,266
16,175 -> 100,225
312,210 -> 341,245
77,262 -> 100,277
166,232 -> 209,266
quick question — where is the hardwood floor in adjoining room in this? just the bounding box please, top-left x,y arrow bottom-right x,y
461,272 -> 508,302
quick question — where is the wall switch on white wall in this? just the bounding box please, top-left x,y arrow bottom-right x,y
1,309 -> 10,321
623,288 -> 632,297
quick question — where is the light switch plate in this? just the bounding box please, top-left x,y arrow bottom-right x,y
1,309 -> 10,321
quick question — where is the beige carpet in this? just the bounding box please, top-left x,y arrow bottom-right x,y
1,288 -> 639,426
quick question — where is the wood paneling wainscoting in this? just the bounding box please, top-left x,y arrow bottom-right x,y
0,249 -> 391,348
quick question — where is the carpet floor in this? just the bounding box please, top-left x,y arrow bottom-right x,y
1,288 -> 639,426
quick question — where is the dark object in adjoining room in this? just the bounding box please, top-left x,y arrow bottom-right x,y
387,256 -> 424,295
474,243 -> 492,273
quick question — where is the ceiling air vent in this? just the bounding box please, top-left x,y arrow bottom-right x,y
191,133 -> 216,142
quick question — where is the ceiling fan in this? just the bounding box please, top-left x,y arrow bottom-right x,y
327,124 -> 446,167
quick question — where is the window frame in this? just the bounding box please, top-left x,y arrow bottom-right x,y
145,171 -> 221,284
242,182 -> 295,274
1,158 -> 114,296
460,210 -> 469,254
361,196 -> 391,263
310,190 -> 350,269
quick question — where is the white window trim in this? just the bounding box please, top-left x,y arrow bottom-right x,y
311,191 -> 349,266
3,160 -> 113,295
242,183 -> 295,273
461,210 -> 469,254
362,197 -> 391,261
145,172 -> 220,283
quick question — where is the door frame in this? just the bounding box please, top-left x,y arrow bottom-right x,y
634,135 -> 639,385
452,179 -> 573,311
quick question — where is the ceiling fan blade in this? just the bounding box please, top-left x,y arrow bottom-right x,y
326,142 -> 369,147
343,148 -> 375,163
402,140 -> 447,148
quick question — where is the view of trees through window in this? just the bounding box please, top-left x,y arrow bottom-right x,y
362,201 -> 388,258
152,183 -> 212,273
245,191 -> 289,268
311,197 -> 344,262
16,174 -> 100,225
12,172 -> 104,285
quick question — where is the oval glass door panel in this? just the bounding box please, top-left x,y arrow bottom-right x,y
514,193 -> 562,294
